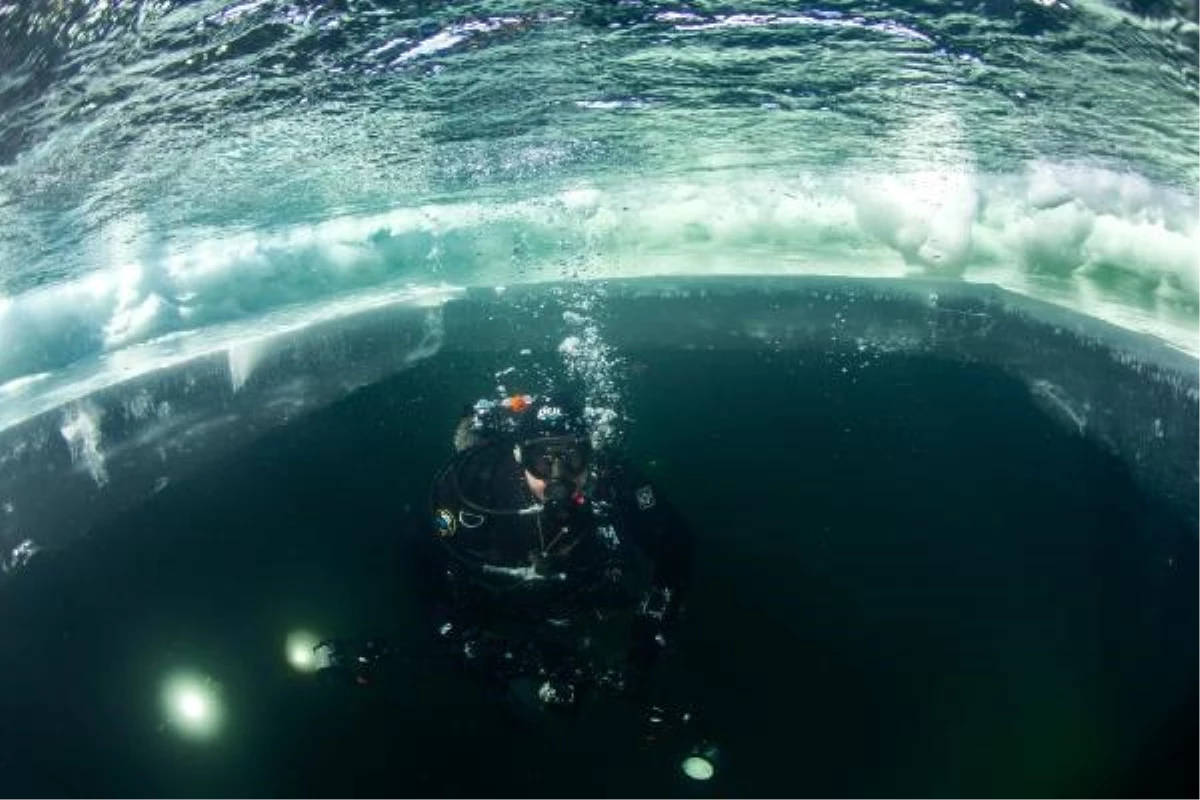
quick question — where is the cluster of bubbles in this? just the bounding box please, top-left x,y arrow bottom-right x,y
554,285 -> 626,451
487,283 -> 627,451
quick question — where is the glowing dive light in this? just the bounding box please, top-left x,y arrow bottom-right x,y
286,630 -> 322,673
681,742 -> 719,781
162,672 -> 222,740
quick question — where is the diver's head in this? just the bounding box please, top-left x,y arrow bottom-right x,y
512,396 -> 592,506
519,434 -> 592,503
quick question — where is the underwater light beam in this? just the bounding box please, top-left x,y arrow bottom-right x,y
286,629 -> 322,673
161,673 -> 222,739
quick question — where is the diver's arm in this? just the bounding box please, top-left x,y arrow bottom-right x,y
604,468 -> 713,762
427,450 -> 506,638
596,459 -> 694,695
612,463 -> 694,626
312,637 -> 425,686
314,525 -> 488,687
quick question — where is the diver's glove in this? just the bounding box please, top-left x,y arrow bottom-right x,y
640,701 -> 696,743
313,639 -> 396,686
639,585 -> 673,623
536,678 -> 578,707
629,586 -> 674,667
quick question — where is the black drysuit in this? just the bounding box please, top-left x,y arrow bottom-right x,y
427,438 -> 692,699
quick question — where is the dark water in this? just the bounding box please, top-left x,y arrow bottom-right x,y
0,347 -> 1195,798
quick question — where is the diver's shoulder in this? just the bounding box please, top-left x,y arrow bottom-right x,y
438,439 -> 511,478
433,440 -> 521,506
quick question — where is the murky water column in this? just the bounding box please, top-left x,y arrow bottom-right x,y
0,279 -> 1194,797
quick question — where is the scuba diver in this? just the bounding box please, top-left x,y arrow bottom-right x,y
427,391 -> 693,712
312,391 -> 714,776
